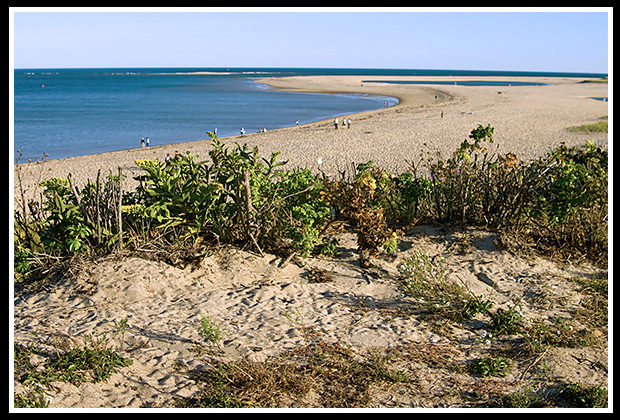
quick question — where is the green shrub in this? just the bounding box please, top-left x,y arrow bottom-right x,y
527,141 -> 608,262
14,126 -> 608,281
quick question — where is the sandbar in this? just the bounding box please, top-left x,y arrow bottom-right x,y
13,75 -> 608,203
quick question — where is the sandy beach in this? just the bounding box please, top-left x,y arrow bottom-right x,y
14,75 -> 608,202
12,76 -> 609,409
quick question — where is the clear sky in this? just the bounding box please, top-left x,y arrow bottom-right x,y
10,8 -> 610,74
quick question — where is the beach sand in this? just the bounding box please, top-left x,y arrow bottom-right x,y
14,75 -> 608,201
12,76 -> 609,409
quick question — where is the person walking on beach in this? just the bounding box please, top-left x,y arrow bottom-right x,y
334,118 -> 339,130
141,138 -> 145,148
240,127 -> 245,135
146,137 -> 150,147
347,118 -> 351,128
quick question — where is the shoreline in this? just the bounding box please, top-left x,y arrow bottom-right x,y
13,75 -> 608,204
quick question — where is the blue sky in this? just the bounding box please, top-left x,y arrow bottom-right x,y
11,8 -> 610,73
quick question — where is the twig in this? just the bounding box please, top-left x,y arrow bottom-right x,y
67,173 -> 94,227
519,348 -> 548,382
241,168 -> 263,257
278,251 -> 297,269
95,169 -> 102,245
117,167 -> 123,252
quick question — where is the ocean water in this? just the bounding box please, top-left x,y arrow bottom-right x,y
12,67 -> 606,163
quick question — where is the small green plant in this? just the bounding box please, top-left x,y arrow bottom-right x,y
198,314 -> 223,344
524,317 -> 601,355
13,334 -> 132,406
276,168 -> 331,257
491,386 -> 543,408
14,391 -> 52,408
558,382 -> 608,408
45,336 -> 132,386
135,153 -> 223,248
113,316 -> 132,347
316,237 -> 339,257
400,249 -> 448,297
490,303 -> 523,335
37,177 -> 92,254
391,171 -> 433,224
469,356 -> 512,377
399,250 -> 493,321
461,293 -> 494,319
493,382 -> 608,408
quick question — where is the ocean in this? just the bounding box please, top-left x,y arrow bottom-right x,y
12,67 -> 607,163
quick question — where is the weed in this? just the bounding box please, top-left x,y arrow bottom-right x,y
489,303 -> 523,336
13,334 -> 132,407
197,314 -> 223,344
468,356 -> 512,377
523,317 -> 601,355
557,382 -> 608,408
324,162 -> 395,266
180,340 -> 412,408
491,386 -> 544,408
399,249 -> 493,321
493,382 -> 608,408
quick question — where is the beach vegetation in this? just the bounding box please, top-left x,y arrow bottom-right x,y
323,161 -> 397,266
580,76 -> 608,84
468,356 -> 512,377
491,382 -> 608,408
14,125 -> 607,284
14,334 -> 132,407
554,382 -> 608,408
197,314 -> 224,345
180,339 -> 415,408
129,136 -> 330,258
399,249 -> 494,321
489,303 -> 523,336
568,120 -> 608,133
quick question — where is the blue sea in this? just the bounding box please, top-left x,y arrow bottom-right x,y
12,67 -> 607,163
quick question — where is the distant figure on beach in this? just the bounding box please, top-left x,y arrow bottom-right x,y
165,154 -> 171,166
347,118 -> 351,128
240,127 -> 245,135
214,128 -> 217,136
441,111 -> 444,120
296,120 -> 299,125
334,118 -> 339,130
146,137 -> 150,147
385,101 -> 388,107
141,138 -> 145,148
